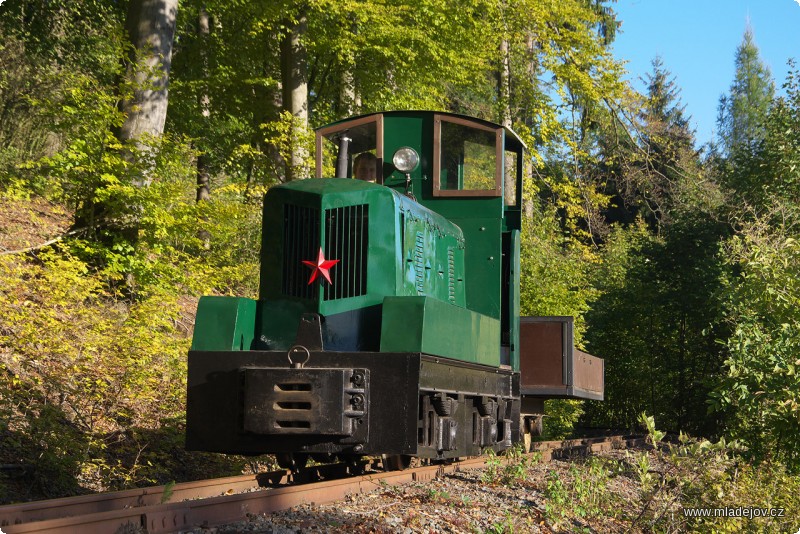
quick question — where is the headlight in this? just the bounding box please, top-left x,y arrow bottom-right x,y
392,147 -> 419,173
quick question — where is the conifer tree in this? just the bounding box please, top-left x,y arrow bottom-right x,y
639,56 -> 696,223
605,56 -> 699,229
716,25 -> 774,157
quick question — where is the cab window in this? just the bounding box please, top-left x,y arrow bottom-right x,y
504,148 -> 518,206
433,115 -> 502,197
316,115 -> 383,183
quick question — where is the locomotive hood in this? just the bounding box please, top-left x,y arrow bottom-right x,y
254,177 -> 466,353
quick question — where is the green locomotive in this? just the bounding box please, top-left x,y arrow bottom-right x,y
186,111 -> 603,468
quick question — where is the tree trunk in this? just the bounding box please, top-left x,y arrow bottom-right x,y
522,32 -> 537,219
280,14 -> 309,182
339,22 -> 360,116
339,67 -> 357,116
499,38 -> 512,128
119,0 -> 178,185
499,37 -> 515,206
196,6 -> 211,203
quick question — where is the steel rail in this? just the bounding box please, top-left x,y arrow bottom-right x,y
0,460 -> 375,530
0,473 -> 281,526
0,435 -> 645,534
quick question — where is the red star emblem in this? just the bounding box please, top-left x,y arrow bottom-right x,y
302,247 -> 340,285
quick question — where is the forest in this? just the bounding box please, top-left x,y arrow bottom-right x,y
0,0 -> 798,505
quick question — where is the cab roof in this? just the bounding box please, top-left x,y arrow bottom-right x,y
316,110 -> 526,152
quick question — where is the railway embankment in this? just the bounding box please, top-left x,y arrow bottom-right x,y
1,433 -> 797,533
206,436 -> 798,533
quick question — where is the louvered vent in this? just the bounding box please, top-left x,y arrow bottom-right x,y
323,204 -> 368,300
414,231 -> 425,295
447,248 -> 456,303
282,204 -> 320,299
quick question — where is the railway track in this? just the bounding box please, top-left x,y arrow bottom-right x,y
0,435 -> 645,534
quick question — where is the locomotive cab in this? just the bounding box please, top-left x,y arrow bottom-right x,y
317,112 -> 524,368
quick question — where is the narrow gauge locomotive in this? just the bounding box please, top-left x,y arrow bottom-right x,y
186,111 -> 604,469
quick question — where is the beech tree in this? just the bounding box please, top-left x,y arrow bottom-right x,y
280,10 -> 310,182
120,0 -> 179,160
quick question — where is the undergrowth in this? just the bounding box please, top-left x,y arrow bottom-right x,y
540,413 -> 800,532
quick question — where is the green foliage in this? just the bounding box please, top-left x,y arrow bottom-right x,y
485,511 -> 516,534
481,449 -> 503,485
757,61 -> 800,207
0,250 -> 184,491
583,223 -> 661,428
481,444 -> 539,487
531,430 -> 799,532
0,45 -> 260,494
571,457 -> 612,519
633,450 -> 654,499
717,60 -> 800,216
635,413 -> 664,500
542,399 -> 585,440
167,0 -> 629,190
0,1 -> 127,196
680,460 -> 800,534
585,214 -> 729,436
422,487 -> 451,504
711,212 -> 800,470
639,412 -> 666,445
716,26 -> 775,159
622,416 -> 800,533
160,481 -> 176,504
0,187 -> 258,498
604,56 -> 701,230
519,204 -> 598,339
544,470 -> 570,526
708,62 -> 800,471
544,456 -> 613,529
260,111 -> 314,184
519,203 -> 599,439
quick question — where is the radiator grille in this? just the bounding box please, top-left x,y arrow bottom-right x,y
282,204 -> 320,299
323,204 -> 368,300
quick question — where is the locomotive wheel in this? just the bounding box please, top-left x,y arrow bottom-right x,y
338,454 -> 366,474
275,453 -> 308,471
520,415 -> 543,453
381,454 -> 414,471
433,457 -> 461,464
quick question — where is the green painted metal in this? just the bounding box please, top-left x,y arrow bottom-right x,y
259,178 -> 398,315
191,296 -> 256,351
382,113 -> 430,198
502,146 -> 524,232
380,296 -> 500,366
193,111 -> 525,367
508,229 -> 521,371
398,199 -> 466,306
315,111 -> 522,325
422,197 -> 505,220
319,112 -> 524,204
260,178 -> 464,309
257,178 -> 467,350
420,199 -> 506,322
254,298 -> 313,351
453,217 -> 503,320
